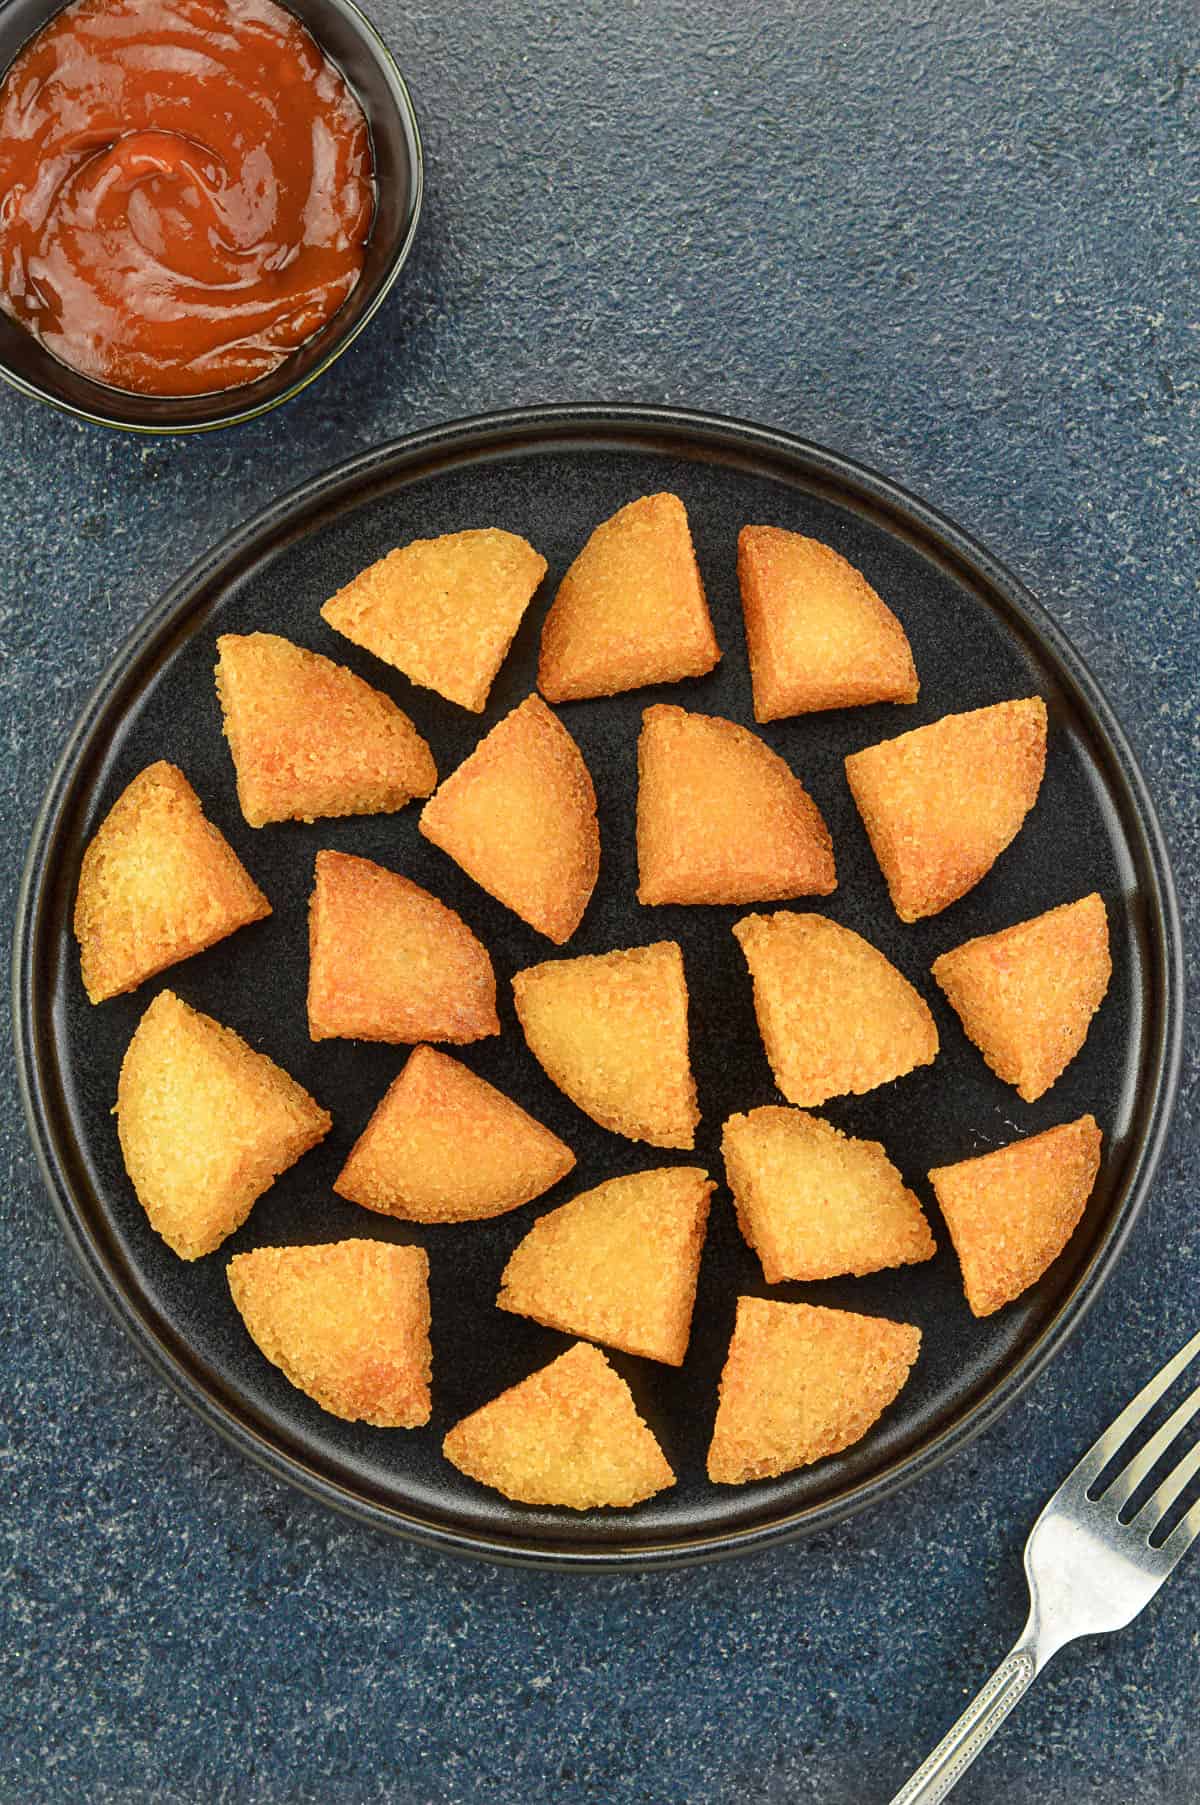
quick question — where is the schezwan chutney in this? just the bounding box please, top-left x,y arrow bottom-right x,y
0,0 -> 375,397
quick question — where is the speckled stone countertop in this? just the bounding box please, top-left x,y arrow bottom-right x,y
3,2 -> 1198,1800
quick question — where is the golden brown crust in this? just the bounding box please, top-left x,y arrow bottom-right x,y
307,850 -> 499,1043
442,1341 -> 675,1508
737,526 -> 920,720
707,1298 -> 921,1485
214,631 -> 437,827
334,1046 -> 575,1222
320,528 -> 548,712
844,697 -> 1048,922
227,1240 -> 432,1427
537,493 -> 721,701
116,990 -> 330,1260
636,704 -> 836,905
512,941 -> 699,1148
419,694 -> 600,943
732,911 -> 938,1105
929,1116 -> 1102,1317
497,1167 -> 713,1366
722,1106 -> 935,1283
74,760 -> 271,1003
931,894 -> 1111,1102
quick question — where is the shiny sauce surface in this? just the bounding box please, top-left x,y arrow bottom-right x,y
0,0 -> 374,396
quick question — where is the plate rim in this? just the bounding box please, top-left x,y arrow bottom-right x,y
13,401 -> 1185,1571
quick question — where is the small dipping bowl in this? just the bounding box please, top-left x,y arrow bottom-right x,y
0,0 -> 423,433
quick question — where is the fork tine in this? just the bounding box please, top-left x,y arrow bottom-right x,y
1136,1433 -> 1200,1537
1069,1328 -> 1200,1492
1104,1378 -> 1200,1512
1166,1496 -> 1200,1559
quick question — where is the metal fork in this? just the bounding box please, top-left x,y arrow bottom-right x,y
889,1328 -> 1200,1804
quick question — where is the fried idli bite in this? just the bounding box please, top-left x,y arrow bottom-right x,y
929,1115 -> 1102,1318
74,760 -> 271,1004
931,893 -> 1112,1103
214,632 -> 436,828
636,704 -> 836,906
320,527 -> 548,713
722,1106 -> 935,1283
497,1167 -> 713,1366
227,1240 -> 431,1428
737,526 -> 920,721
733,911 -> 938,1106
334,1046 -> 575,1223
307,850 -> 499,1044
443,1341 -> 675,1509
537,493 -> 721,702
116,990 -> 331,1260
419,694 -> 600,944
844,697 -> 1048,923
708,1298 -> 921,1485
512,941 -> 699,1148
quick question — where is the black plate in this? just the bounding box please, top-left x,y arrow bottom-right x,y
14,406 -> 1183,1569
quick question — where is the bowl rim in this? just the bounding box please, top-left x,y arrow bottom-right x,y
0,0 -> 424,435
12,402 -> 1186,1570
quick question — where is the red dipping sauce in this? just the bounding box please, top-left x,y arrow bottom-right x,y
0,0 -> 375,396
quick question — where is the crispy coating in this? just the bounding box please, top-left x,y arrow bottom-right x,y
512,941 -> 699,1148
932,894 -> 1111,1102
117,990 -> 330,1260
419,694 -> 600,943
214,631 -> 436,827
636,704 -> 836,906
307,850 -> 499,1043
227,1239 -> 431,1427
497,1167 -> 713,1366
722,1106 -> 935,1283
538,493 -> 721,702
320,528 -> 548,713
334,1046 -> 575,1222
442,1341 -> 675,1508
74,760 -> 270,1003
708,1298 -> 921,1485
733,911 -> 938,1105
737,526 -> 920,720
929,1116 -> 1102,1317
844,697 -> 1048,922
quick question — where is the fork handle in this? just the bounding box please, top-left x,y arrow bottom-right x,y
887,1638 -> 1041,1804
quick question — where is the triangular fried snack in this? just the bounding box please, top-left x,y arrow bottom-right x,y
722,1106 -> 935,1283
320,528 -> 548,712
443,1341 -> 675,1508
844,697 -> 1048,922
931,894 -> 1111,1102
512,941 -> 699,1147
733,911 -> 938,1105
708,1298 -> 921,1485
928,1116 -> 1102,1317
214,631 -> 436,827
227,1240 -> 431,1427
636,704 -> 836,905
117,990 -> 330,1260
538,493 -> 721,702
497,1167 -> 713,1365
419,694 -> 599,943
307,850 -> 498,1043
334,1046 -> 575,1222
737,526 -> 920,720
74,760 -> 270,1003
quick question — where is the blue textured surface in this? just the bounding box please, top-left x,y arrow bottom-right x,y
2,1 -> 1198,1800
